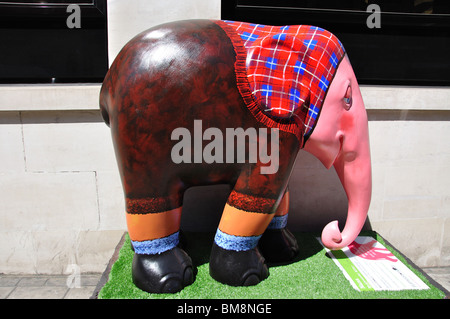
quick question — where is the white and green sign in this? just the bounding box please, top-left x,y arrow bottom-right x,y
320,236 -> 429,292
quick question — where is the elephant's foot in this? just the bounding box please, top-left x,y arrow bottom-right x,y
258,228 -> 299,262
132,247 -> 194,293
209,242 -> 269,286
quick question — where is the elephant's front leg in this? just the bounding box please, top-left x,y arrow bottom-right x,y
209,130 -> 300,286
258,190 -> 300,262
209,189 -> 275,286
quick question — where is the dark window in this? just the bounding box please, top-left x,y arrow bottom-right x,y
222,0 -> 450,86
0,0 -> 108,84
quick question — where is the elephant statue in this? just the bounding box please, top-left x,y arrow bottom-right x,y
100,19 -> 372,293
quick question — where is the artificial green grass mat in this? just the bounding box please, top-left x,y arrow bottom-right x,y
98,231 -> 445,299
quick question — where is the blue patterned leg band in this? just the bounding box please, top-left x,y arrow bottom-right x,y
214,229 -> 261,251
131,231 -> 179,255
267,214 -> 288,230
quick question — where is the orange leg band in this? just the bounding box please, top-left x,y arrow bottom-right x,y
218,203 -> 274,237
126,207 -> 182,242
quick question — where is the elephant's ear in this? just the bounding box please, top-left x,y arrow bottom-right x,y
246,34 -> 311,120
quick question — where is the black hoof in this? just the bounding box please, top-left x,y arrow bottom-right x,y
209,242 -> 269,286
258,228 -> 299,262
132,247 -> 194,293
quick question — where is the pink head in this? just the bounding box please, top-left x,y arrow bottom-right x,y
304,55 -> 372,250
220,21 -> 371,250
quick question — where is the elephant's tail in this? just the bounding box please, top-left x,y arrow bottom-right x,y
99,75 -> 111,127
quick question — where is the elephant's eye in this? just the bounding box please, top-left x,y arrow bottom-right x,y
344,85 -> 352,110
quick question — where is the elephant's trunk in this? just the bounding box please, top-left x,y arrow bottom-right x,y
321,112 -> 372,250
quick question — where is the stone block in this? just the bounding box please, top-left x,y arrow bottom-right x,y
0,84 -> 101,111
372,219 -> 442,267
0,231 -> 35,273
368,121 -> 450,167
366,164 -> 386,222
382,165 -> 450,220
107,0 -> 221,62
385,165 -> 450,198
0,112 -> 25,172
7,286 -> 68,299
442,218 -> 450,266
96,170 -> 126,230
74,230 -> 125,273
21,112 -> 116,173
361,85 -> 450,110
0,172 -> 98,232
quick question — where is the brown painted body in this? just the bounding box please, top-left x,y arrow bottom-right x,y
100,20 -> 300,215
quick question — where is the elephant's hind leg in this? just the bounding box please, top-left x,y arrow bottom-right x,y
126,194 -> 194,293
110,96 -> 195,292
126,196 -> 183,254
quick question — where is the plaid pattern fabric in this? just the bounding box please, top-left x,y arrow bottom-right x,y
222,21 -> 345,139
